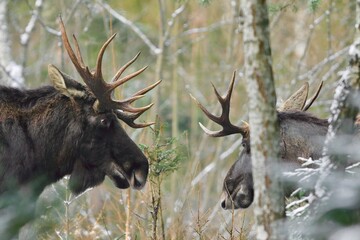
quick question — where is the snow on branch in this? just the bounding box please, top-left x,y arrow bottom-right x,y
286,192 -> 316,218
0,62 -> 24,88
315,68 -> 353,197
21,0 -> 43,47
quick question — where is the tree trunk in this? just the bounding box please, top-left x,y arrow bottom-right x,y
0,1 -> 14,86
0,0 -> 24,87
241,0 -> 285,239
152,0 -> 166,118
171,10 -> 179,139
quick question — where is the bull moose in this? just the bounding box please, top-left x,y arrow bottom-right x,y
0,18 -> 160,237
191,72 -> 328,209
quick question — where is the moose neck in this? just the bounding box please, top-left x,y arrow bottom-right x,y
0,86 -> 83,195
278,111 -> 329,164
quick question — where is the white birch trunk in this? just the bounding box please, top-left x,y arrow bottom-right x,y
0,0 -> 12,86
241,0 -> 285,239
0,0 -> 24,87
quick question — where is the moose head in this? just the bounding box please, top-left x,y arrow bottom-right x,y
0,18 -> 160,198
191,72 -> 327,209
55,18 -> 161,194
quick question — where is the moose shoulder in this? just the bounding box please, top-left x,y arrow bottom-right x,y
0,18 -> 160,237
191,72 -> 327,209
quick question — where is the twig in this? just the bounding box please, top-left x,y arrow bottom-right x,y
166,19 -> 233,46
0,63 -> 25,88
98,0 -> 161,55
21,0 -> 44,67
291,46 -> 349,84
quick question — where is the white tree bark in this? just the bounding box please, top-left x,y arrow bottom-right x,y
241,0 -> 285,239
0,0 -> 24,87
0,0 -> 12,86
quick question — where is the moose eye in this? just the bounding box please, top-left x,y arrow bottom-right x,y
99,118 -> 111,128
241,141 -> 246,148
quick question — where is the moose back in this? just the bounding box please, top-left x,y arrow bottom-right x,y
0,18 -> 159,237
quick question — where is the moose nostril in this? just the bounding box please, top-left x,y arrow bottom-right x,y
238,192 -> 247,201
131,169 -> 147,190
221,200 -> 226,209
133,175 -> 142,189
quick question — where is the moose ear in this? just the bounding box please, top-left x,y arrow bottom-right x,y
278,82 -> 309,112
48,64 -> 86,98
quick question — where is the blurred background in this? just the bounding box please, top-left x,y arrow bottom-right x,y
0,0 -> 355,239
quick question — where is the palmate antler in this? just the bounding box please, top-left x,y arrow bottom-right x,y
278,81 -> 323,112
59,17 -> 161,128
190,71 -> 248,137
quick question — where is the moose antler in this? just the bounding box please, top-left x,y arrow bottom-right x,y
59,17 -> 160,128
190,71 -> 248,137
302,81 -> 323,111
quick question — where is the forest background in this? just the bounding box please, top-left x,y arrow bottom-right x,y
0,0 -> 355,239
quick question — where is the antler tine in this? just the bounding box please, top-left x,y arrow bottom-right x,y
303,81 -> 323,111
59,17 -> 91,81
112,79 -> 161,121
114,96 -> 154,113
109,66 -> 148,92
129,80 -> 162,104
115,107 -> 155,128
111,52 -> 141,83
210,71 -> 236,119
71,34 -> 86,69
197,122 -> 229,137
190,71 -> 246,137
95,33 -> 117,79
110,80 -> 161,114
189,93 -> 222,124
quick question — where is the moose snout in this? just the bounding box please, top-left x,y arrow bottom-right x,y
221,185 -> 254,210
131,166 -> 148,190
106,160 -> 148,190
221,192 -> 247,209
221,196 -> 233,209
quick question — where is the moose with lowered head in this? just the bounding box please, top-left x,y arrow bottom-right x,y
191,72 -> 329,209
0,18 -> 160,237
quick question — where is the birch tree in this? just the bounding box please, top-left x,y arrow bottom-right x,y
0,0 -> 24,87
241,0 -> 285,239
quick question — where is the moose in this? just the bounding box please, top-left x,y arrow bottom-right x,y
191,72 -> 329,209
0,18 -> 160,236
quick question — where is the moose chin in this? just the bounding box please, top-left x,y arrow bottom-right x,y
0,17 -> 160,238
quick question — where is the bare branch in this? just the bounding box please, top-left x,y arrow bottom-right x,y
98,0 -> 161,55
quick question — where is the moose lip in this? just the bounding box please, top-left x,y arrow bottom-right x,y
221,184 -> 254,209
106,162 -> 147,190
107,163 -> 131,189
221,195 -> 252,209
112,168 -> 127,181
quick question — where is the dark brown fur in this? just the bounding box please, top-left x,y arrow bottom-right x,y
0,75 -> 149,237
